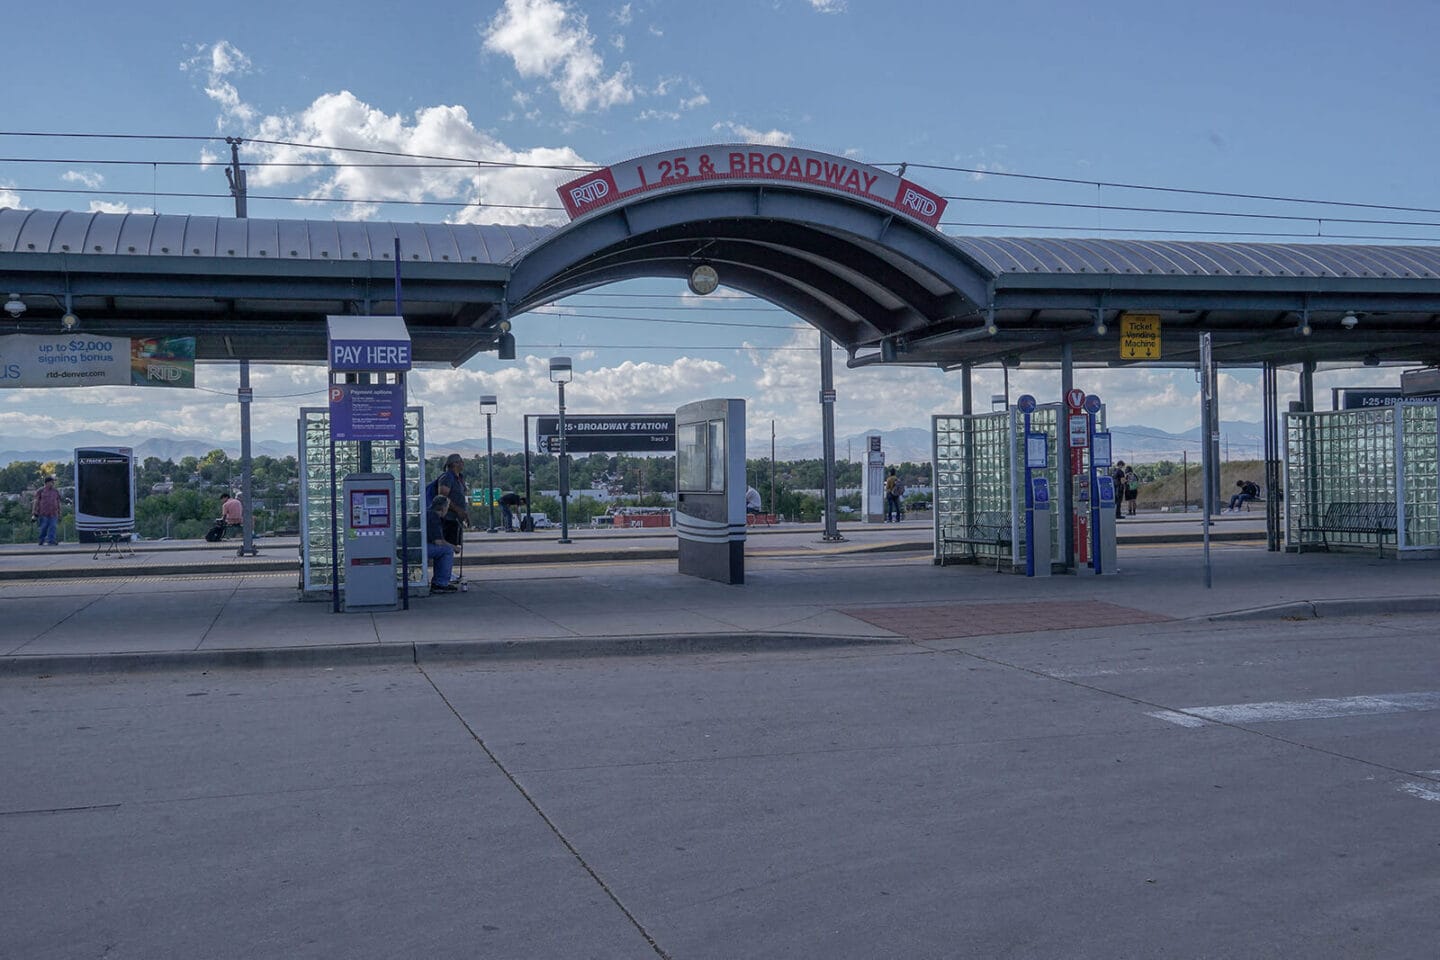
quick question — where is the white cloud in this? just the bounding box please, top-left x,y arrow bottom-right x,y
809,0 -> 847,12
0,186 -> 20,209
483,0 -> 637,114
185,43 -> 593,226
182,39 -> 257,127
62,170 -> 105,189
86,200 -> 154,215
711,122 -> 794,146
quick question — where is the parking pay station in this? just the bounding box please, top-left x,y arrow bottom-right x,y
326,315 -> 413,611
1081,392 -> 1118,576
675,398 -> 746,584
342,473 -> 398,609
1017,395 -> 1051,578
861,434 -> 886,523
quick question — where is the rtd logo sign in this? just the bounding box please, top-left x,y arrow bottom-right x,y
568,178 -> 609,207
559,169 -> 620,218
900,188 -> 937,219
893,180 -> 945,227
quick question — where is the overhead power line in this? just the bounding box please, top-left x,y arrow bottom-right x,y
897,161 -> 1440,217
4,130 -> 1435,218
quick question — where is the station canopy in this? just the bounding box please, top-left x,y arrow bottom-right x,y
4,144 -> 1440,371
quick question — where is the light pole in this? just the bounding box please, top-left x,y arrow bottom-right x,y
549,356 -> 573,544
480,395 -> 498,533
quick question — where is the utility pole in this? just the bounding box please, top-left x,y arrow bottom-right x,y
226,138 -> 258,557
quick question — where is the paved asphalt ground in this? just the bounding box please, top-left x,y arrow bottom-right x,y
2,517 -> 1438,957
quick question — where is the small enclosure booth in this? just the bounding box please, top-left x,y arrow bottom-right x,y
1285,402 -> 1440,559
297,407 -> 428,598
675,398 -> 746,584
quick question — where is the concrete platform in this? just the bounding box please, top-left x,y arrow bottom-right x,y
1,514 -> 1434,674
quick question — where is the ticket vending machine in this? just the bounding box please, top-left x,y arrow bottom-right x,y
1029,476 -> 1052,578
342,472 -> 397,609
861,435 -> 886,523
1088,428 -> 1123,578
1092,474 -> 1119,575
675,398 -> 746,584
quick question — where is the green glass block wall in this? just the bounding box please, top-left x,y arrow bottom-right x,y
933,411 -> 1018,567
298,407 -> 427,593
1401,403 -> 1440,548
1286,408 -> 1397,550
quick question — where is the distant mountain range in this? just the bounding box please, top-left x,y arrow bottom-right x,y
0,422 -> 1265,468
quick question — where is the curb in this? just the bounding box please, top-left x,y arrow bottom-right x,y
1204,595 -> 1440,622
0,632 -> 907,677
0,543 -> 938,582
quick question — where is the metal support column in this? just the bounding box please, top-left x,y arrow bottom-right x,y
1059,342 -> 1074,569
1262,361 -> 1282,551
820,333 -> 843,541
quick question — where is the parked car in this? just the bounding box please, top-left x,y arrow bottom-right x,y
531,515 -> 555,529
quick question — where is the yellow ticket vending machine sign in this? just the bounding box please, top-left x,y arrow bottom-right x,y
1120,314 -> 1162,360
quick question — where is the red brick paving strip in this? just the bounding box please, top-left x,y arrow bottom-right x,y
841,600 -> 1173,641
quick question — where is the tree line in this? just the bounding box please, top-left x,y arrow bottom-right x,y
0,449 -> 935,542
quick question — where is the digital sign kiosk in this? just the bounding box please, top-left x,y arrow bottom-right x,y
675,398 -> 746,584
74,446 -> 135,542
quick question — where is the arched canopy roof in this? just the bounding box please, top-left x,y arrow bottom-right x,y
4,143 -> 1440,371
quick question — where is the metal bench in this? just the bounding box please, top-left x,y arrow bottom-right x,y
1296,501 -> 1396,557
942,510 -> 1014,571
90,526 -> 136,559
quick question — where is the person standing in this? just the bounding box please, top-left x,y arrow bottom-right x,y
1111,461 -> 1127,519
31,476 -> 62,546
1124,466 -> 1139,517
883,468 -> 901,523
434,454 -> 470,546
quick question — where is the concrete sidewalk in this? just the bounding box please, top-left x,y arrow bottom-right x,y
0,511 -> 1267,581
2,519 -> 1435,674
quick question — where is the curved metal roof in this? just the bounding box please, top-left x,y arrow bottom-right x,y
3,204 -> 1439,369
945,236 -> 1440,281
0,208 -> 552,263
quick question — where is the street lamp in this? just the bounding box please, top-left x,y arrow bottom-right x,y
549,357 -> 573,544
480,395 -> 498,532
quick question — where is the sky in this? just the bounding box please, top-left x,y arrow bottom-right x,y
2,0 -> 1438,461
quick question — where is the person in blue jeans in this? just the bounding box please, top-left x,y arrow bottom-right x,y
31,476 -> 62,545
426,495 -> 456,592
1226,480 -> 1260,512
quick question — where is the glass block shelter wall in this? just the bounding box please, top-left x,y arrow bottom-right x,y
298,407 -> 427,594
1285,402 -> 1439,554
933,406 -> 1064,569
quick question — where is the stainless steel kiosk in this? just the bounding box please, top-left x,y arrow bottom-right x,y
341,472 -> 398,610
675,398 -> 746,584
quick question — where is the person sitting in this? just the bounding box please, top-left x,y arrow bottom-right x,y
745,485 -> 762,516
1226,480 -> 1260,512
219,493 -> 244,538
426,495 -> 457,593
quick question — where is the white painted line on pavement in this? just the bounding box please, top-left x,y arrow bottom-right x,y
1398,781 -> 1440,803
1148,691 -> 1440,727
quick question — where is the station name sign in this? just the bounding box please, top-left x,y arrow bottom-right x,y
536,414 -> 676,454
558,145 -> 948,229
